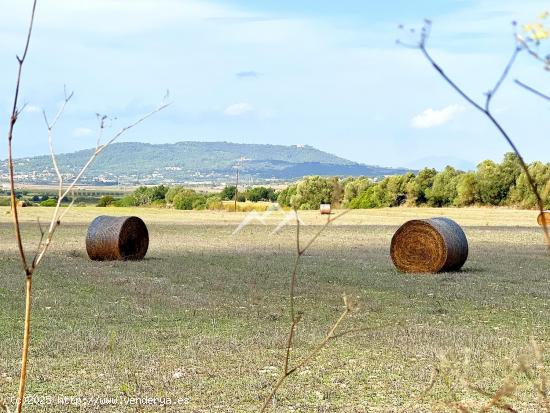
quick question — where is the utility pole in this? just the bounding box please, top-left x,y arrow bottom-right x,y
234,166 -> 239,212
233,156 -> 245,212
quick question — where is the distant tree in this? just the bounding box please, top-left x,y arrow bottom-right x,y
476,160 -> 511,205
349,184 -> 390,208
383,172 -> 415,206
245,186 -> 276,202
426,166 -> 462,207
291,176 -> 341,209
220,185 -> 237,201
277,184 -> 297,207
500,152 -> 523,191
133,185 -> 167,206
342,177 -> 373,207
406,168 -> 437,205
509,161 -> 550,208
39,198 -> 58,207
192,197 -> 206,210
97,195 -> 115,207
329,176 -> 345,207
113,195 -> 137,207
455,172 -> 479,206
165,185 -> 185,204
172,189 -> 206,210
206,195 -> 223,210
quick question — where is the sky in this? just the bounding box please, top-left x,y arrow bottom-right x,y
0,0 -> 549,170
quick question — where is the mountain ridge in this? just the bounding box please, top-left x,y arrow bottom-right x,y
1,141 -> 410,185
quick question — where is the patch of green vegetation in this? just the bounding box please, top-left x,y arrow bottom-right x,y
279,152 -> 550,210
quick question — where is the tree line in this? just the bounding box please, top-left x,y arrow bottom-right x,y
95,184 -> 277,210
278,153 -> 550,210
7,153 -> 548,211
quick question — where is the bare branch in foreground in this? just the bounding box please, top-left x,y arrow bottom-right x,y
5,2 -> 38,411
515,79 -> 550,102
398,20 -> 550,249
32,99 -> 170,270
5,3 -> 169,410
7,0 -> 37,275
260,210 -> 355,412
424,338 -> 550,412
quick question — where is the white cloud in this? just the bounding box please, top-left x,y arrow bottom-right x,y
223,102 -> 254,116
24,105 -> 41,113
411,105 -> 464,129
73,127 -> 93,137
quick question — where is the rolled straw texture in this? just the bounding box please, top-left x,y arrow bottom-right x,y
86,216 -> 149,261
537,211 -> 550,227
390,217 -> 468,273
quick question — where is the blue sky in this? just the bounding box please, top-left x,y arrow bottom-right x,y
0,0 -> 549,169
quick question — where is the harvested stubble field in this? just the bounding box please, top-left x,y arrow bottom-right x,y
0,206 -> 549,412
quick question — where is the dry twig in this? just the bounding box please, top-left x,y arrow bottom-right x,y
260,210 -> 354,412
398,20 -> 550,249
5,2 -> 169,411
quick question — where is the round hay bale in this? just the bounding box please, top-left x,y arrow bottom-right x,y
86,216 -> 149,261
537,210 -> 550,226
320,204 -> 331,215
390,217 -> 468,273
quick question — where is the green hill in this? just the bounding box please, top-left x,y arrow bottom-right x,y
2,141 -> 409,185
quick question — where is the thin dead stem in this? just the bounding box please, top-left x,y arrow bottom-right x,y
260,209 -> 354,412
427,338 -> 550,412
518,338 -> 550,412
6,2 -> 37,412
399,21 -> 550,249
32,100 -> 170,270
7,0 -> 36,275
515,79 -> 550,102
5,3 -> 168,411
470,380 -> 518,412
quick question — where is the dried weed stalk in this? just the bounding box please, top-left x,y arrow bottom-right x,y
260,209 -> 355,412
425,338 -> 550,412
4,1 -> 168,411
398,20 -> 550,248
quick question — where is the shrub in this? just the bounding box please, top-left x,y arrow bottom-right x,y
113,196 -> 137,207
245,186 -> 277,202
206,196 -> 223,210
342,177 -> 372,207
349,185 -> 390,209
277,185 -> 297,207
165,186 -> 185,204
97,195 -> 115,207
284,176 -> 343,210
132,185 -> 168,206
192,198 -> 206,210
173,192 -> 194,210
220,186 -> 237,201
151,199 -> 167,208
40,198 -> 58,207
